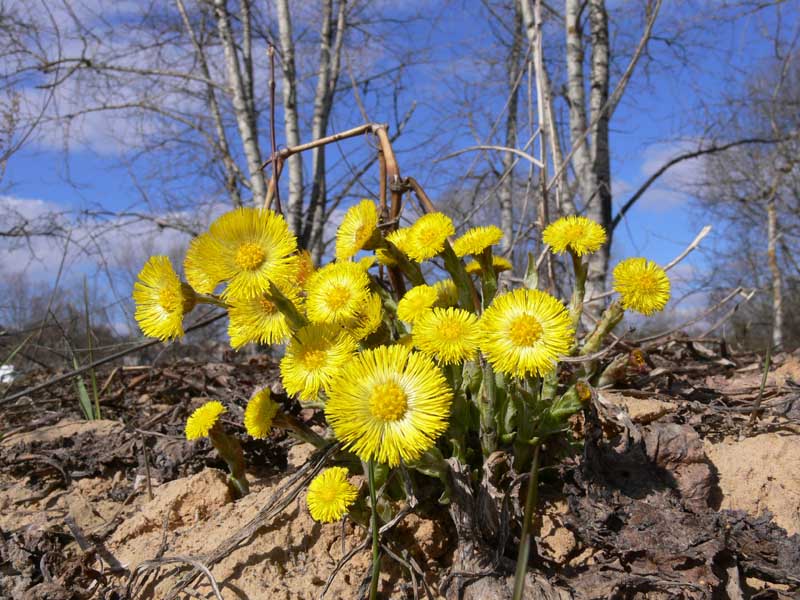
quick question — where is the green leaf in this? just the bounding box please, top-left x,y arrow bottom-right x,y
523,251 -> 539,290
74,375 -> 94,420
408,448 -> 452,505
441,241 -> 478,312
268,282 -> 308,330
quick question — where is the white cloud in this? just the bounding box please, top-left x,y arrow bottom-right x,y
616,140 -> 707,214
0,195 -> 196,285
640,140 -> 706,188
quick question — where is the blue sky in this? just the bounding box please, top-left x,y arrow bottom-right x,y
2,0 -> 797,328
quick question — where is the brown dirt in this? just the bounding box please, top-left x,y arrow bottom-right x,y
105,468 -> 375,599
705,431 -> 800,535
2,348 -> 800,598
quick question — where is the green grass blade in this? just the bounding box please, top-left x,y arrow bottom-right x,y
83,277 -> 100,419
74,374 -> 94,420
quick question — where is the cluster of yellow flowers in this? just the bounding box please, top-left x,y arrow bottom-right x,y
133,202 -> 670,523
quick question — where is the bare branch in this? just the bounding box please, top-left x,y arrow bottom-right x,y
611,137 -> 786,231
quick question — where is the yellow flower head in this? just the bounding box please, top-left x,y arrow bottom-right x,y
306,467 -> 359,523
345,292 -> 384,341
397,285 -> 438,324
433,279 -> 459,307
542,215 -> 607,257
305,261 -> 371,325
325,345 -> 453,466
385,227 -> 412,255
336,199 -> 379,261
293,250 -> 315,289
612,257 -> 671,315
492,256 -> 514,273
412,307 -> 481,364
184,233 -> 224,295
185,400 -> 226,440
480,288 -> 573,378
244,388 -> 280,439
452,225 -> 504,257
465,256 -> 514,276
375,247 -> 398,267
358,255 -> 377,271
403,213 -> 455,262
228,286 -> 303,348
206,207 -> 298,300
280,324 -> 358,402
133,256 -> 197,341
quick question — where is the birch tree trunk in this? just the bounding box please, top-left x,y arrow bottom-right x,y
303,0 -> 346,260
564,0 -> 596,209
767,193 -> 783,348
213,0 -> 266,204
518,0 -> 575,216
276,0 -> 305,235
498,2 -> 524,253
586,0 -> 612,304
175,0 -> 243,207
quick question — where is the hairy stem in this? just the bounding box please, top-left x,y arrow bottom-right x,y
512,442 -> 541,600
368,459 -> 381,600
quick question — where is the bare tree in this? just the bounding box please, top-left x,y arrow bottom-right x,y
1,0 -> 419,255
694,54 -> 800,349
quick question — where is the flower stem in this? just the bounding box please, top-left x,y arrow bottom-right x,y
367,459 -> 381,600
274,413 -> 327,449
567,251 -> 587,353
209,428 -> 249,498
512,442 -> 541,600
198,294 -> 229,309
479,362 -> 498,456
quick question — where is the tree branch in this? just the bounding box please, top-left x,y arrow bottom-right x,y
611,137 -> 786,231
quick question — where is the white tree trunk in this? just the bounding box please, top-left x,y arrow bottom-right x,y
304,0 -> 346,260
767,195 -> 783,348
175,0 -> 243,207
213,0 -> 266,204
518,0 -> 575,215
275,0 -> 305,234
498,2 -> 524,253
585,0 -> 612,304
564,0 -> 596,209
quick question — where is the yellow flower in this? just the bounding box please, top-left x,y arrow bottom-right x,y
412,307 -> 481,364
294,250 -> 315,289
306,467 -> 358,523
133,256 -> 197,341
385,227 -> 412,255
305,261 -> 371,325
345,292 -> 383,341
184,233 -> 224,294
465,256 -> 514,275
480,288 -> 573,378
404,213 -> 455,262
336,199 -> 379,261
433,279 -> 459,307
612,258 -> 671,315
185,400 -> 226,440
542,215 -> 607,257
452,225 -> 504,257
375,247 -> 397,267
228,287 -> 302,348
492,256 -> 513,273
358,255 -> 377,271
280,324 -> 358,402
325,345 -> 452,466
206,207 -> 298,300
244,388 -> 280,439
397,285 -> 438,323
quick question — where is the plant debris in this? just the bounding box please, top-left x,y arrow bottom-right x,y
1,341 -> 799,598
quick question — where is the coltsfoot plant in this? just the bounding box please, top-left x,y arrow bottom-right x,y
133,203 -> 670,598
